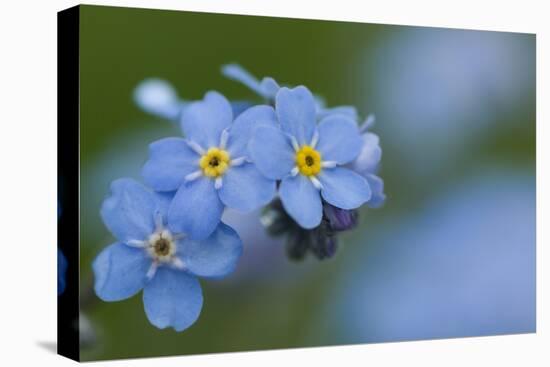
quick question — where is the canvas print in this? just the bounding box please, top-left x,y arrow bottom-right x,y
57,5 -> 536,362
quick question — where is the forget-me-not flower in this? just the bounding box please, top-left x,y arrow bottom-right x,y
249,86 -> 372,229
222,64 -> 358,121
348,115 -> 386,208
142,91 -> 277,239
93,178 -> 242,331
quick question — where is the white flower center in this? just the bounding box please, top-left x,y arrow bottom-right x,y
127,213 -> 186,279
146,230 -> 177,263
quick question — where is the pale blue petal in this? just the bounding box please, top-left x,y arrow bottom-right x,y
365,173 -> 386,208
349,132 -> 382,175
168,178 -> 223,240
316,115 -> 363,164
219,163 -> 276,212
143,268 -> 203,332
142,137 -> 200,192
93,242 -> 151,302
221,64 -> 264,97
319,168 -> 371,209
231,100 -> 254,118
154,191 -> 176,222
100,178 -> 156,243
316,105 -> 359,121
179,222 -> 243,278
180,91 -> 233,148
280,175 -> 322,229
259,77 -> 280,99
276,86 -> 317,145
227,105 -> 278,157
248,125 -> 295,180
133,78 -> 183,121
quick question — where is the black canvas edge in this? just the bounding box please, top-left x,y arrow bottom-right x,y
58,4 -> 81,362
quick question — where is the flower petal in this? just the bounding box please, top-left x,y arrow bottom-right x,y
133,78 -> 183,121
142,137 -> 200,192
276,86 -> 317,145
248,125 -> 295,180
280,174 -> 322,229
143,267 -> 203,332
219,163 -> 276,212
227,105 -> 278,157
365,173 -> 386,208
180,91 -> 233,148
221,64 -> 264,97
259,77 -> 280,98
316,115 -> 363,164
154,191 -> 176,221
319,167 -> 371,209
316,105 -> 359,121
179,222 -> 243,278
100,178 -> 156,243
168,178 -> 223,240
349,132 -> 382,175
230,101 -> 254,118
93,242 -> 151,302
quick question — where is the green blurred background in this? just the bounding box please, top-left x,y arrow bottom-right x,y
77,5 -> 535,361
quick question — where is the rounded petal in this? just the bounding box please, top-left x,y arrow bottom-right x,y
319,168 -> 372,209
248,125 -> 295,180
259,77 -> 280,99
227,105 -> 278,157
143,268 -> 203,332
279,174 -> 322,229
92,242 -> 151,302
219,163 -> 276,212
179,222 -> 243,278
180,91 -> 233,148
316,115 -> 363,164
276,86 -> 317,145
317,105 -> 359,121
142,137 -> 200,192
349,132 -> 382,175
365,173 -> 386,208
133,78 -> 182,121
100,178 -> 156,243
168,178 -> 223,240
154,191 -> 176,219
230,101 -> 254,118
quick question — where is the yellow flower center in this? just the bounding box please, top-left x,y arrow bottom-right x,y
296,145 -> 322,177
199,147 -> 231,178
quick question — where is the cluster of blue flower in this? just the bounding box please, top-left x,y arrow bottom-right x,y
93,65 -> 385,332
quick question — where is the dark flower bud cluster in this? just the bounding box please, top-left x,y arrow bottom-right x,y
261,199 -> 358,261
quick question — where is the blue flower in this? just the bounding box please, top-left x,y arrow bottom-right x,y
348,115 -> 386,208
92,178 -> 242,332
58,249 -> 67,296
142,91 -> 277,239
222,64 -> 358,121
249,86 -> 372,229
